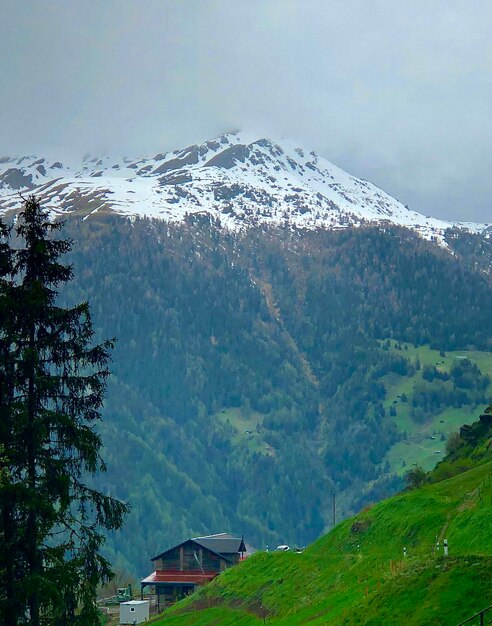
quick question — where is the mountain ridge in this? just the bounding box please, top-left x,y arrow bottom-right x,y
1,132 -> 489,242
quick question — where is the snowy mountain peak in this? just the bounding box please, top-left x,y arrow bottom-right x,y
0,133 -> 489,242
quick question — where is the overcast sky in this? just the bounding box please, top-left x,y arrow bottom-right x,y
1,0 -> 491,222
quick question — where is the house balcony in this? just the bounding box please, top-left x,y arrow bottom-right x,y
141,569 -> 218,586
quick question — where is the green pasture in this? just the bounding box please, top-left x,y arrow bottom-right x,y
382,342 -> 492,473
151,459 -> 492,625
214,407 -> 272,455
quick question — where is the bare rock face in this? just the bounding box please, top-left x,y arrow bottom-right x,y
0,132 -> 489,244
0,167 -> 34,190
204,144 -> 250,169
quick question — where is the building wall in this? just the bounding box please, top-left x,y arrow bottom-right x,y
120,602 -> 149,624
226,552 -> 240,565
156,541 -> 225,573
155,546 -> 180,571
199,546 -> 223,572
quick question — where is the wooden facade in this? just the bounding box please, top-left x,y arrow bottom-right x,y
141,533 -> 246,610
151,540 -> 229,573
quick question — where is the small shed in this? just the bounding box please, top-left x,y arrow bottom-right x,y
120,599 -> 150,624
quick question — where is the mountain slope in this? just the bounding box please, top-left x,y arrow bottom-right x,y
155,411 -> 492,625
3,137 -> 490,578
1,133 -> 490,241
50,217 -> 492,576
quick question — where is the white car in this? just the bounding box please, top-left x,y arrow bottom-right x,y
276,545 -> 290,551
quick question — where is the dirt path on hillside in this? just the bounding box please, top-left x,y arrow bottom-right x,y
261,280 -> 320,388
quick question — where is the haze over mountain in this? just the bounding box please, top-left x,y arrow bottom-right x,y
3,2 -> 492,224
1,133 -> 490,242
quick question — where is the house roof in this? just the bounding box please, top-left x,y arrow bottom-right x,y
193,533 -> 246,555
151,533 -> 246,562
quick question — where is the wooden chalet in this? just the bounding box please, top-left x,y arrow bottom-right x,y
140,533 -> 246,609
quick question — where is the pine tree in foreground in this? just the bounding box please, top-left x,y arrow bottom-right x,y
0,197 -> 129,625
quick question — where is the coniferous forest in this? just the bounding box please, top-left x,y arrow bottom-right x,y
54,216 -> 492,574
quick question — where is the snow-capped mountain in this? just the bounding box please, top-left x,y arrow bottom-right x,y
0,132 -> 489,240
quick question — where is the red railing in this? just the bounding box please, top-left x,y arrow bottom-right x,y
141,569 -> 218,585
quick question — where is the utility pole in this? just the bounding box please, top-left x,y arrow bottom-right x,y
332,491 -> 336,527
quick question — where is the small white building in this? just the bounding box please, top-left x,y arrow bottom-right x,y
120,600 -> 150,624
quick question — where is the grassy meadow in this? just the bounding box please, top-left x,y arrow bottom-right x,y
382,342 -> 492,474
150,455 -> 492,625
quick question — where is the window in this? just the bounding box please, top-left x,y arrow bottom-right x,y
130,607 -> 135,612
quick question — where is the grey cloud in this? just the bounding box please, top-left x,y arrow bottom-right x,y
0,0 -> 491,221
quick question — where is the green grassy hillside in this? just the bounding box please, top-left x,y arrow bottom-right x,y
381,342 -> 492,474
153,415 -> 492,625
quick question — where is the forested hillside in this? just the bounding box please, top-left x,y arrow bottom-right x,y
59,217 -> 491,574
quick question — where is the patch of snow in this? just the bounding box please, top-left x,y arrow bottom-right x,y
0,133 -> 489,246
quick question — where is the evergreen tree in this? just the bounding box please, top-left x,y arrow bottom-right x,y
405,465 -> 427,490
0,198 -> 128,625
0,217 -> 21,626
